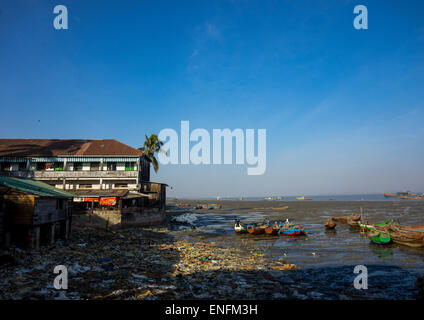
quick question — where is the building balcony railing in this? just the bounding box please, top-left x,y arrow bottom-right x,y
0,170 -> 140,179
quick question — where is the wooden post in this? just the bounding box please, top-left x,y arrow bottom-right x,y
65,218 -> 70,239
34,226 -> 40,250
49,223 -> 55,245
5,232 -> 11,248
27,227 -> 33,250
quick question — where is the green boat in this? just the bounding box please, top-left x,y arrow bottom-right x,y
360,219 -> 393,231
234,219 -> 248,234
368,231 -> 391,244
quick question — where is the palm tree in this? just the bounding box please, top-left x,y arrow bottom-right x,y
138,134 -> 167,173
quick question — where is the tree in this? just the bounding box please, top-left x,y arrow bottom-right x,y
138,134 -> 167,173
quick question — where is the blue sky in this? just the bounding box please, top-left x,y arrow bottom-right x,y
1,0 -> 423,197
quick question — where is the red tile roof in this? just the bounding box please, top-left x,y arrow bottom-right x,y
0,139 -> 143,157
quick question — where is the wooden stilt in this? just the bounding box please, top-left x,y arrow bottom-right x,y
34,226 -> 40,250
5,232 -> 11,248
65,218 -> 70,239
27,227 -> 33,250
49,223 -> 55,245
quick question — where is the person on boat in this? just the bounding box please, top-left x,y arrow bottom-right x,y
283,219 -> 292,228
235,219 -> 242,228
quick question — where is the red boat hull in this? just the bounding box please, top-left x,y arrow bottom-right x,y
265,227 -> 279,235
248,227 -> 265,235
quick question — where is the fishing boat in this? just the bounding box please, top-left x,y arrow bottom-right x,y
348,219 -> 360,228
389,230 -> 424,248
347,208 -> 363,228
400,224 -> 424,232
332,216 -> 348,223
349,213 -> 361,221
359,219 -> 394,232
324,218 -> 336,229
234,219 -> 248,234
270,205 -> 289,211
296,196 -> 312,200
385,223 -> 424,247
247,224 -> 266,235
278,219 -> 309,236
384,193 -> 398,198
368,230 -> 391,244
388,222 -> 424,232
265,223 -> 280,235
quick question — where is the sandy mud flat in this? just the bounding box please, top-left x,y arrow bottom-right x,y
0,200 -> 423,299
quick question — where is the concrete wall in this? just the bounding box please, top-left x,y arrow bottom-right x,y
74,207 -> 166,229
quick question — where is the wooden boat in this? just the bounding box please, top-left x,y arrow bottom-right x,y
387,222 -> 424,232
368,230 -> 391,244
400,224 -> 424,232
234,220 -> 248,234
347,218 -> 361,228
332,217 -> 347,223
389,231 -> 424,248
279,225 -> 303,236
265,225 -> 280,235
296,196 -> 312,200
278,220 -> 309,236
349,214 -> 361,221
359,219 -> 394,232
384,193 -> 398,198
247,224 -> 266,235
270,206 -> 289,211
384,223 -> 424,247
324,218 -> 336,229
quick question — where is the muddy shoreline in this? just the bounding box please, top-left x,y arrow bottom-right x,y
0,200 -> 423,300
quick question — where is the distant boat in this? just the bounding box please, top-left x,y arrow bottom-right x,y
296,196 -> 312,200
384,193 -> 398,198
384,190 -> 417,198
265,196 -> 283,201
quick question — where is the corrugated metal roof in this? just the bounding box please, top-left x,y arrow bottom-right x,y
0,139 -> 143,157
0,176 -> 74,198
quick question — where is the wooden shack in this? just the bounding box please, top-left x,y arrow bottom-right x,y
0,176 -> 73,250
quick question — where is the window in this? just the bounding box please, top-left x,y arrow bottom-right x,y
79,184 -> 92,189
53,162 -> 64,171
36,163 -> 46,170
0,163 -> 10,171
18,162 -> 27,170
107,162 -> 117,171
90,162 -> 100,171
45,163 -> 54,170
125,162 -> 135,171
74,163 -> 83,171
